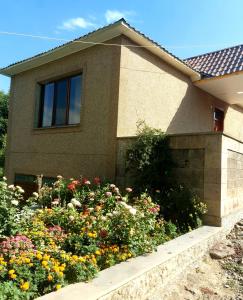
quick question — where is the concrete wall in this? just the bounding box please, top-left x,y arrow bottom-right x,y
221,135 -> 243,217
116,133 -> 243,226
5,37 -> 122,183
117,37 -> 221,138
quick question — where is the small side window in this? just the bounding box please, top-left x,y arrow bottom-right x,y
214,108 -> 224,132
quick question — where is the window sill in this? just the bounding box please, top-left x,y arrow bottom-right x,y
32,124 -> 81,134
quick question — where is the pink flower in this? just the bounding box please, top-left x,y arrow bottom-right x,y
125,187 -> 133,193
105,191 -> 112,198
93,177 -> 101,185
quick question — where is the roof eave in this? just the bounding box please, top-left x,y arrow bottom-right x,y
119,22 -> 201,82
0,20 -> 201,82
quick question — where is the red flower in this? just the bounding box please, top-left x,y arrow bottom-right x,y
99,229 -> 108,238
72,180 -> 79,185
67,183 -> 76,191
82,178 -> 91,185
67,180 -> 80,191
93,177 -> 101,185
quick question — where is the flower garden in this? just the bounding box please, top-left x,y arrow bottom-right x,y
0,176 -> 182,300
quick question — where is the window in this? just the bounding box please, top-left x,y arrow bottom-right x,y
214,108 -> 224,132
38,74 -> 82,128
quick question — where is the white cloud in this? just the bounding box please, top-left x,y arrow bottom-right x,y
58,17 -> 96,31
105,10 -> 133,23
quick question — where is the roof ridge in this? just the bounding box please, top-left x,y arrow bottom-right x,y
184,43 -> 243,61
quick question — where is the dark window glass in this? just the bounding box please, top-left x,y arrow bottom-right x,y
214,108 -> 224,132
69,75 -> 82,124
54,79 -> 68,126
39,74 -> 82,128
42,83 -> 54,127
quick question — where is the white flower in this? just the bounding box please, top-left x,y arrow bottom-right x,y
114,187 -> 120,194
16,186 -> 24,193
67,203 -> 74,209
8,184 -> 15,190
101,216 -> 107,221
119,201 -> 129,208
11,200 -> 19,206
69,215 -> 75,221
129,208 -> 137,215
113,210 -> 119,215
106,212 -> 113,217
88,207 -> 94,212
33,192 -> 39,198
57,175 -> 63,180
71,198 -> 81,207
125,187 -> 133,193
2,176 -> 7,181
110,184 -> 116,189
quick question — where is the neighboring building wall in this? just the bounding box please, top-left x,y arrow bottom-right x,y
117,36 -> 221,138
5,37 -> 122,183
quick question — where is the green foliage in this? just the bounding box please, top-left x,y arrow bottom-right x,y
126,122 -> 207,233
162,185 -> 207,233
0,179 -> 25,237
0,91 -> 9,174
126,121 -> 174,195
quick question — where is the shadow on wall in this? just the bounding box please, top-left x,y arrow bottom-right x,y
167,85 -> 222,135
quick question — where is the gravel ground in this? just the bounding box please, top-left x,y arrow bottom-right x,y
155,220 -> 243,300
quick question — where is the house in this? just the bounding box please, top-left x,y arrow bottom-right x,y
1,19 -> 243,226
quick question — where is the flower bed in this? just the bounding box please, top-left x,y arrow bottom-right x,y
0,176 -> 178,299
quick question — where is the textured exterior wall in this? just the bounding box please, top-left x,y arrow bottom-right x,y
170,148 -> 205,199
224,105 -> 243,141
221,135 -> 243,217
5,37 -> 122,183
116,133 -> 223,226
116,133 -> 243,226
117,37 -> 221,137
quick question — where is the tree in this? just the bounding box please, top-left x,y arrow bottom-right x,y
0,91 -> 9,172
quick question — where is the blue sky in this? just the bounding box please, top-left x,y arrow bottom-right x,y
1,0 -> 243,93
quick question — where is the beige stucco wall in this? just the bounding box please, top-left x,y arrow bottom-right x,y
5,37 -> 122,183
116,37 -> 222,137
224,105 -> 243,141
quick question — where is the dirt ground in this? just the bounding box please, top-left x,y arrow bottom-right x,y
161,220 -> 243,300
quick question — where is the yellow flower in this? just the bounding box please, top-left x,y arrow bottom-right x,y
58,271 -> 64,277
29,263 -> 34,267
47,274 -> 53,281
8,269 -> 15,275
10,273 -> 17,279
56,284 -> 62,290
20,282 -> 29,291
36,253 -> 42,260
43,254 -> 50,261
78,257 -> 85,263
25,258 -> 31,264
42,261 -> 48,267
59,266 -> 65,272
95,250 -> 101,255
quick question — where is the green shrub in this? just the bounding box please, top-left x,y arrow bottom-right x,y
126,122 -> 207,233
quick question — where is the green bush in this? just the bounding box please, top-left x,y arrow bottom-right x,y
126,122 -> 207,233
126,121 -> 174,195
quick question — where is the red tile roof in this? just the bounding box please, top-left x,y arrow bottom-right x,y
184,44 -> 243,77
